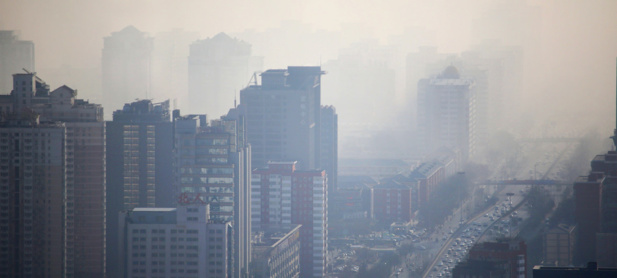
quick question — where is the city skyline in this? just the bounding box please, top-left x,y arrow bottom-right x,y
2,1 -> 617,278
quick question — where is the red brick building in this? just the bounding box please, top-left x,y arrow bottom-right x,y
372,180 -> 415,223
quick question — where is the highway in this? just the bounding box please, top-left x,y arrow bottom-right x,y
415,140 -> 573,278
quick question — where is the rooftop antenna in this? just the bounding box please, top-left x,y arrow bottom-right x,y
613,57 -> 617,148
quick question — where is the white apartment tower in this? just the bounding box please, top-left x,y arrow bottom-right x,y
417,66 -> 476,160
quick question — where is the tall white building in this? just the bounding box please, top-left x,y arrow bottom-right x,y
252,162 -> 327,277
417,66 -> 476,160
119,206 -> 232,278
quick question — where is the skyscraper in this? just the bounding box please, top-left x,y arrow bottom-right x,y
173,111 -> 251,277
0,31 -> 34,94
252,162 -> 328,278
0,73 -> 106,277
102,26 -> 153,114
236,66 -> 324,170
188,33 -> 262,117
106,99 -> 173,276
0,118 -> 67,277
417,66 -> 476,160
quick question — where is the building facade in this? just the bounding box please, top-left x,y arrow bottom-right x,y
106,99 -> 174,276
573,150 -> 617,267
533,262 -> 617,278
417,66 -> 476,160
252,224 -> 302,278
119,206 -> 232,278
173,112 -> 251,277
467,240 -> 527,278
452,259 -> 508,278
371,180 -> 415,223
543,224 -> 576,267
574,172 -> 603,265
252,162 -> 327,277
236,66 -> 324,171
0,73 -> 106,277
320,106 -> 338,193
0,118 -> 67,277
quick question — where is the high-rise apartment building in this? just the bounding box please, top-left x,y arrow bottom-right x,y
252,162 -> 327,277
102,26 -> 153,114
119,206 -> 232,278
236,66 -> 324,170
188,33 -> 262,117
417,66 -> 476,160
0,31 -> 34,94
106,99 -> 173,276
173,112 -> 251,277
0,118 -> 67,277
0,73 -> 106,277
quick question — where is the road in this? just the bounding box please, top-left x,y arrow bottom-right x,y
414,140 -> 573,278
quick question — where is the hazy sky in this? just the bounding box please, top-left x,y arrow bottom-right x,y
2,0 -> 617,135
0,0 -> 499,68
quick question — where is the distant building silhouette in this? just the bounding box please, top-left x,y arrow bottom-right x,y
188,33 -> 262,117
0,31 -> 34,94
0,73 -> 105,277
102,26 -> 153,114
151,29 -> 199,107
322,40 -> 397,126
417,66 -> 476,160
173,111 -> 251,277
105,99 -> 174,276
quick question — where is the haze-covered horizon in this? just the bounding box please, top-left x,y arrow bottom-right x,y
2,0 -> 617,159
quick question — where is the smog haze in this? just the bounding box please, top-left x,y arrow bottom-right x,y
2,0 -> 617,157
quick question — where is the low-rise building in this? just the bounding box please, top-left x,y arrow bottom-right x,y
251,224 -> 302,278
119,206 -> 232,278
543,224 -> 576,267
